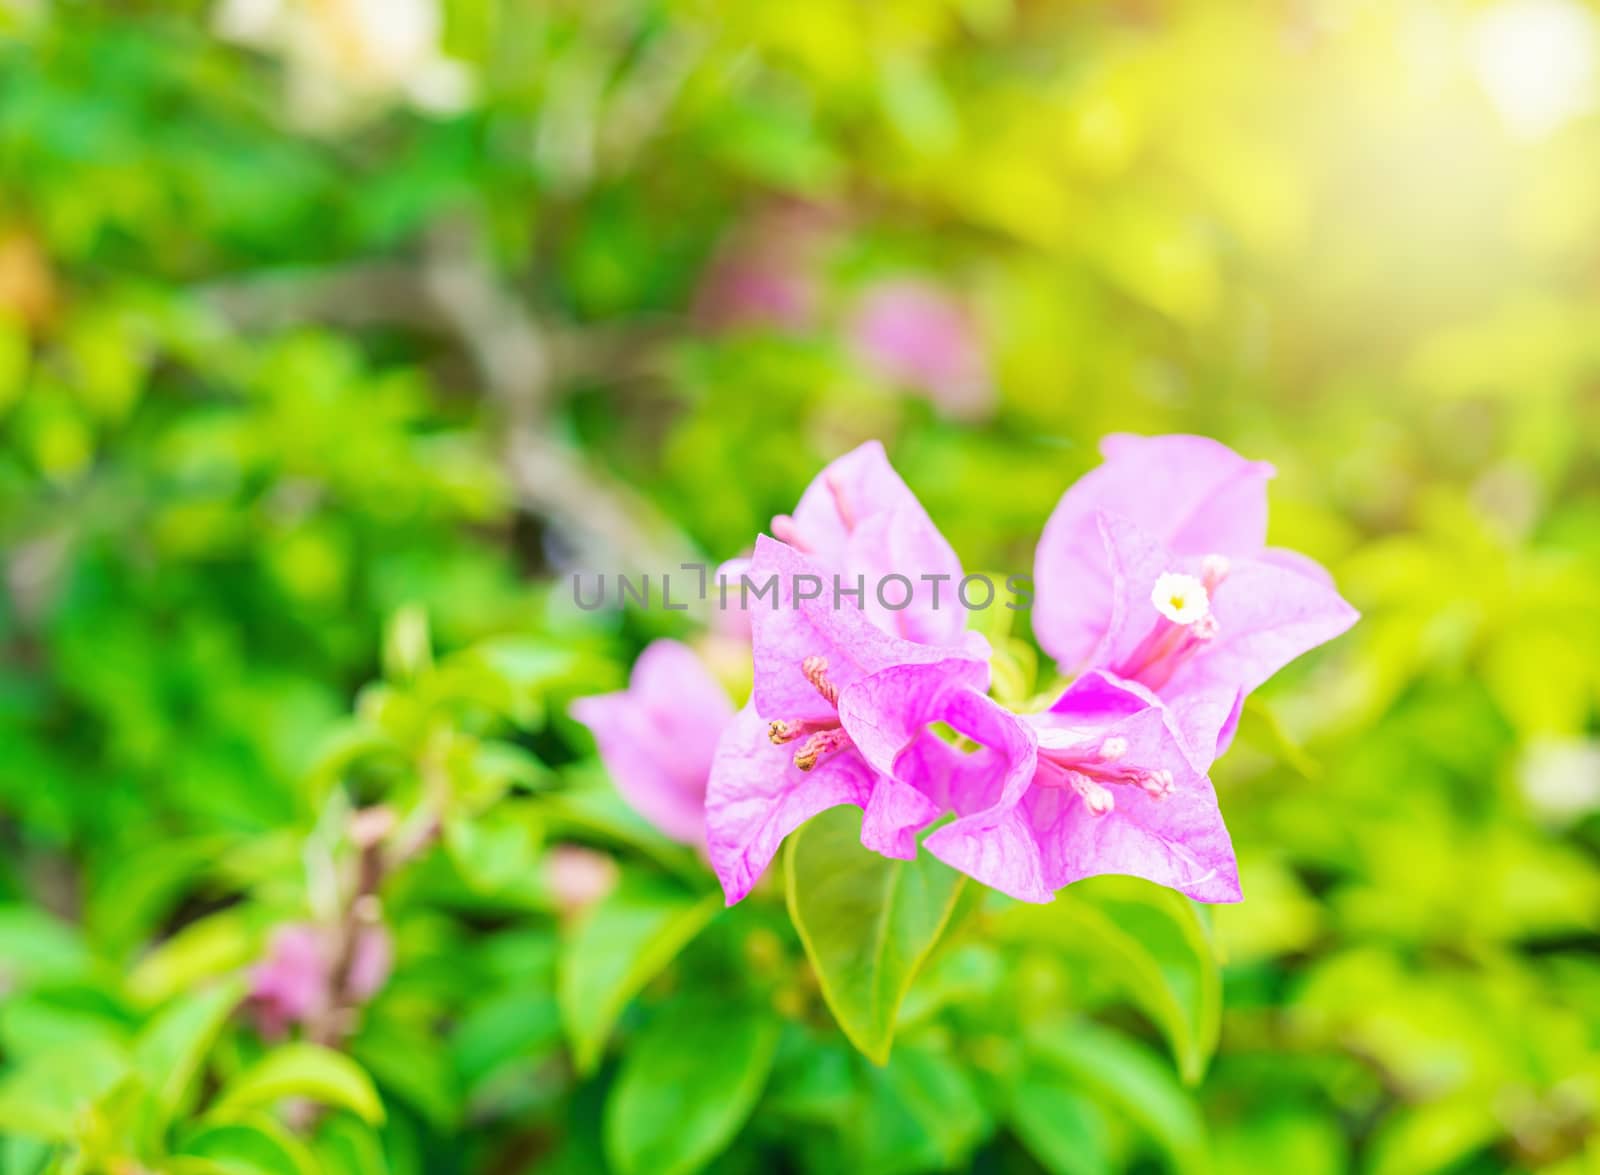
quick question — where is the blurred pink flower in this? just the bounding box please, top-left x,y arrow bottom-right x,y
694,201 -> 835,333
248,920 -> 392,1039
848,279 -> 993,420
345,919 -> 393,1002
249,924 -> 328,1038
544,844 -> 620,916
570,639 -> 735,846
696,255 -> 816,333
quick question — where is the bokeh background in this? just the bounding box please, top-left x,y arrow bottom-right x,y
2,1 -> 1599,1172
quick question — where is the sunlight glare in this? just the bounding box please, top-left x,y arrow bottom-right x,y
1471,0 -> 1599,138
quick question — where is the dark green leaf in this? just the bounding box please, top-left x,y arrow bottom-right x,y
1008,1079 -> 1112,1175
1030,1021 -> 1209,1175
557,873 -> 721,1074
603,998 -> 780,1175
132,977 -> 247,1131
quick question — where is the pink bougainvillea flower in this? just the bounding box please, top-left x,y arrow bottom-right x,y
706,537 -> 990,903
840,664 -> 1241,903
754,439 -> 977,648
570,639 -> 734,847
848,279 -> 993,421
1033,434 -> 1358,763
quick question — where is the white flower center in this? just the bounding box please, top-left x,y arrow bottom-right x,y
1151,571 -> 1210,626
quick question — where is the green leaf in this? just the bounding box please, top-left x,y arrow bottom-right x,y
352,1020 -> 460,1130
1030,1021 -> 1209,1175
850,1045 -> 990,1174
1007,1080 -> 1111,1175
0,1037 -> 130,1141
557,873 -> 721,1074
0,992 -> 128,1063
1236,697 -> 1322,780
999,876 -> 1221,1083
785,806 -> 968,1064
0,315 -> 29,415
167,1160 -> 256,1175
207,1044 -> 384,1126
86,838 -> 234,963
1214,1109 -> 1347,1175
1,1136 -> 53,1175
603,998 -> 781,1175
444,801 -> 545,896
0,906 -> 89,985
133,978 -> 247,1127
126,909 -> 258,1007
448,638 -> 600,727
176,1118 -> 320,1175
314,1114 -> 392,1175
1365,1095 -> 1501,1175
453,989 -> 563,1095
382,603 -> 433,683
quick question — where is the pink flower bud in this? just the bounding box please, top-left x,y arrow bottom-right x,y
346,918 -> 393,1002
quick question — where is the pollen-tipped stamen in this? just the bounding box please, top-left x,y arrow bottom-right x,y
769,719 -> 805,745
1116,567 -> 1225,688
1039,740 -> 1175,805
1133,768 -> 1175,799
794,727 -> 851,771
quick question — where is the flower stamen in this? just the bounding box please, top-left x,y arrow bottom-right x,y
1064,770 -> 1116,815
769,719 -> 808,744
802,655 -> 839,705
794,727 -> 851,771
770,513 -> 812,553
1133,768 -> 1175,798
1038,736 -> 1176,807
1151,571 -> 1210,626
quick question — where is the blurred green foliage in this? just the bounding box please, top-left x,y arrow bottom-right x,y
2,0 -> 1599,1172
